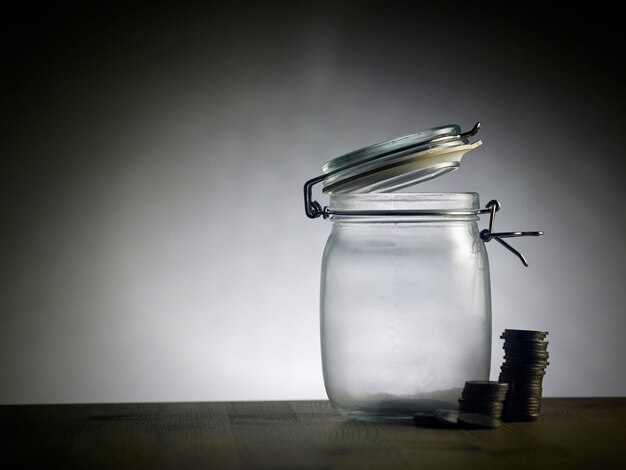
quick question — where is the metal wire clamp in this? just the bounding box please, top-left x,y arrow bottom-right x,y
478,200 -> 543,267
304,183 -> 543,266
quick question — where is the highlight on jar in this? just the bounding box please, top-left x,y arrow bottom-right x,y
304,123 -> 544,423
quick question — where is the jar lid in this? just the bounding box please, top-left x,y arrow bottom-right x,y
321,122 -> 482,193
304,121 -> 544,266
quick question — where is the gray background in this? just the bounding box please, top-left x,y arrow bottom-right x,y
1,2 -> 624,404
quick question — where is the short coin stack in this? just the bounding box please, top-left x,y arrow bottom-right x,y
458,380 -> 509,421
498,329 -> 549,422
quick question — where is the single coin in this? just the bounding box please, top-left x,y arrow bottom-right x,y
459,407 -> 503,418
500,366 -> 547,374
460,403 -> 504,412
499,374 -> 546,382
459,398 -> 505,408
502,337 -> 549,343
503,360 -> 550,368
504,388 -> 544,396
501,329 -> 548,338
503,350 -> 550,357
504,356 -> 550,369
503,346 -> 549,353
502,338 -> 549,345
463,381 -> 509,393
433,409 -> 461,428
458,413 -> 502,429
506,397 -> 542,403
504,353 -> 549,360
461,392 -> 508,402
503,343 -> 549,350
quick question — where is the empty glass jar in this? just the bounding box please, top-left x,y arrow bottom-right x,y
320,192 -> 491,421
305,122 -> 542,421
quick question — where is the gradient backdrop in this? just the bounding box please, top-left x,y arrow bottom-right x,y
2,2 -> 624,404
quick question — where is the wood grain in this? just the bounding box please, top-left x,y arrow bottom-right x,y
1,398 -> 624,468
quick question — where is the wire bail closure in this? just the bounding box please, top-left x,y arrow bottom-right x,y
478,200 -> 543,267
304,174 -> 327,219
304,177 -> 543,266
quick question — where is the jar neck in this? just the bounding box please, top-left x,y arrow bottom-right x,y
327,192 -> 480,223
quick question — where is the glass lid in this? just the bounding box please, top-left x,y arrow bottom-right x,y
321,122 -> 482,193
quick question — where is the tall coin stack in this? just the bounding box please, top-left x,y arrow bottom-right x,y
498,329 -> 549,422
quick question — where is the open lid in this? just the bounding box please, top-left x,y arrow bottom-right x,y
303,121 -> 544,267
321,122 -> 482,193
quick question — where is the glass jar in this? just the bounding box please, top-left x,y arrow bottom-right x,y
320,192 -> 491,421
305,122 -> 542,421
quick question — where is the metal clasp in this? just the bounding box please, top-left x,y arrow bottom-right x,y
304,179 -> 543,265
304,174 -> 326,219
479,200 -> 544,267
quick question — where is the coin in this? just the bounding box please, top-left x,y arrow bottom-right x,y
433,409 -> 461,427
501,329 -> 548,338
504,403 -> 542,409
463,381 -> 509,392
502,342 -> 548,348
458,413 -> 502,429
504,339 -> 548,344
459,399 -> 504,414
503,359 -> 550,368
502,385 -> 544,392
503,348 -> 550,356
503,355 -> 550,362
503,341 -> 549,348
500,366 -> 547,374
503,358 -> 550,365
461,391 -> 508,402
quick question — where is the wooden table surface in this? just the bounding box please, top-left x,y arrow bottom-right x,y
1,398 -> 624,468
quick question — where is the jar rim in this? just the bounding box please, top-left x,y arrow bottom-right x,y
328,192 -> 480,212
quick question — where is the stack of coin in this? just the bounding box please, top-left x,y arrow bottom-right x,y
458,380 -> 509,419
498,329 -> 549,422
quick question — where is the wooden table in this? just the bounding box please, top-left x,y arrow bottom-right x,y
1,398 -> 624,468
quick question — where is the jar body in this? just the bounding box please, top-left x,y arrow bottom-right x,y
320,193 -> 491,421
